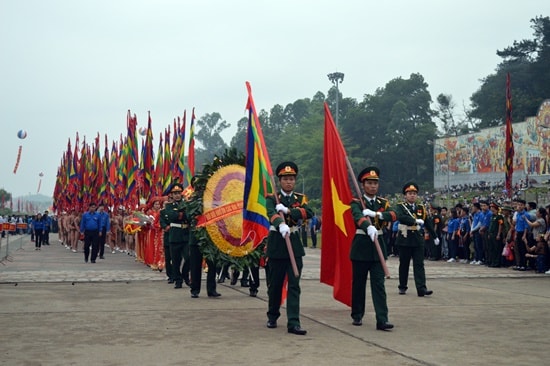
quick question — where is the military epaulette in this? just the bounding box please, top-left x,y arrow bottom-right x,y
294,192 -> 308,204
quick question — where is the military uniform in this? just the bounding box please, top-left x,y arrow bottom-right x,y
426,206 -> 442,260
189,230 -> 219,297
160,184 -> 190,288
159,200 -> 174,283
487,203 -> 504,267
349,167 -> 396,329
395,182 -> 433,297
266,162 -> 313,335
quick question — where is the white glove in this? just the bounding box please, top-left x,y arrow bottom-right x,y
434,238 -> 440,246
376,212 -> 383,219
415,219 -> 424,226
362,209 -> 376,218
275,203 -> 290,214
367,225 -> 377,242
279,223 -> 290,238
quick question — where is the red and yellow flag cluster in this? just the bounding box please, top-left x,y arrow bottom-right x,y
53,110 -> 196,213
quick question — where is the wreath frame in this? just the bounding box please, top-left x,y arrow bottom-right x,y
186,148 -> 263,271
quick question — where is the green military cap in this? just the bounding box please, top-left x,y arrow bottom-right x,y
276,161 -> 298,177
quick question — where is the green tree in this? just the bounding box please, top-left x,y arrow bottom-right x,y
0,188 -> 13,216
470,16 -> 550,127
342,73 -> 437,193
229,116 -> 248,152
195,113 -> 230,166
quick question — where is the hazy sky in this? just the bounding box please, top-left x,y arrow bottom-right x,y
1,0 -> 547,201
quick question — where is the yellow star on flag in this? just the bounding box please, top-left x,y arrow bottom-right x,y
331,178 -> 351,237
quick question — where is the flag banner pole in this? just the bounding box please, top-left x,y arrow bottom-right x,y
243,81 -> 298,278
344,156 -> 391,279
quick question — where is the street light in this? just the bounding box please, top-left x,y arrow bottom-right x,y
427,139 -> 450,193
327,72 -> 344,127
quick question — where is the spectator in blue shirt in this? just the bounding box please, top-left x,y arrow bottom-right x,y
33,213 -> 45,250
470,203 -> 483,264
97,203 -> 110,259
41,211 -> 52,245
458,207 -> 471,263
80,202 -> 100,263
446,208 -> 460,262
479,200 -> 493,264
309,214 -> 319,249
513,199 -> 530,271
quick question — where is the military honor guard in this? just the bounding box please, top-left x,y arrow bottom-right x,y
487,202 -> 505,267
350,167 -> 396,330
189,230 -> 220,298
159,183 -> 191,289
265,161 -> 313,335
426,204 -> 442,261
394,182 -> 434,297
160,194 -> 175,283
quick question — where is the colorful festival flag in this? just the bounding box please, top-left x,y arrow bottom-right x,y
184,108 -> 196,188
320,102 -> 356,307
241,82 -> 273,247
142,111 -> 155,202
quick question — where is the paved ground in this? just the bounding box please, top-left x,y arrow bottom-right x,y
1,234 -> 549,366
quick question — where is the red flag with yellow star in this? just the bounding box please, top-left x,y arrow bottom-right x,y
320,102 -> 355,307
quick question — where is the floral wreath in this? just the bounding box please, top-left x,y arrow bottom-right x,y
186,148 -> 263,270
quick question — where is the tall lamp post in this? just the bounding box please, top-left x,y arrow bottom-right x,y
428,140 -> 450,193
327,72 -> 344,127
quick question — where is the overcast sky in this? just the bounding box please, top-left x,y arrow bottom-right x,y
1,0 -> 547,201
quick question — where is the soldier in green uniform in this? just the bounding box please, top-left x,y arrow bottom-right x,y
350,166 -> 396,331
160,193 -> 174,283
426,204 -> 442,261
188,176 -> 221,299
265,161 -> 313,335
394,182 -> 434,297
189,229 -> 220,298
487,202 -> 504,267
159,183 -> 191,289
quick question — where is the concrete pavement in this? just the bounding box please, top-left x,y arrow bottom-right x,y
1,233 -> 549,365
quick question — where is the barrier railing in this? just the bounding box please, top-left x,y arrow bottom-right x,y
1,223 -> 29,264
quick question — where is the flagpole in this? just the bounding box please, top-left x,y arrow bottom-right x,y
270,175 -> 300,278
245,81 -> 299,278
344,157 -> 391,279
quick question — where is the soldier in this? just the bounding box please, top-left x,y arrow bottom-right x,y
395,182 -> 434,297
350,166 -> 396,331
265,161 -> 313,335
189,229 -> 220,298
188,177 -> 221,299
160,183 -> 191,289
487,202 -> 504,267
426,204 -> 442,261
160,194 -> 175,284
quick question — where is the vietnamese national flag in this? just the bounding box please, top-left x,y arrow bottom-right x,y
320,102 -> 356,307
